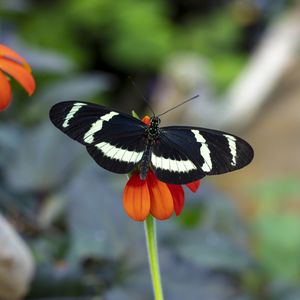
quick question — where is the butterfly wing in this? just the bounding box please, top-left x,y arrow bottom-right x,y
49,101 -> 147,174
151,126 -> 254,184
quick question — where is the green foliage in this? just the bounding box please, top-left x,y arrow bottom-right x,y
21,9 -> 84,65
176,9 -> 245,90
254,214 -> 300,280
106,3 -> 173,70
67,0 -> 174,70
211,54 -> 246,92
19,0 -> 245,88
178,203 -> 204,228
131,110 -> 140,120
178,10 -> 241,56
251,177 -> 300,281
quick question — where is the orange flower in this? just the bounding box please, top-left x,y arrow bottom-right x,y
0,44 -> 36,111
123,171 -> 200,221
123,114 -> 200,222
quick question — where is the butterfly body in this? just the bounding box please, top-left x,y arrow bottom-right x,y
139,117 -> 161,180
49,101 -> 253,184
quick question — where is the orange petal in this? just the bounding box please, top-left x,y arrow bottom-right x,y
0,44 -> 31,71
186,180 -> 201,192
0,71 -> 12,111
142,115 -> 151,125
123,173 -> 150,221
0,57 -> 35,96
168,184 -> 184,216
147,171 -> 174,220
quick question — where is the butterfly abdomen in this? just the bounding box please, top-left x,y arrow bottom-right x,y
140,140 -> 152,180
139,117 -> 162,180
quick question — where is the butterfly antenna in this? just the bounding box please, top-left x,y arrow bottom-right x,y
128,76 -> 156,116
157,94 -> 199,117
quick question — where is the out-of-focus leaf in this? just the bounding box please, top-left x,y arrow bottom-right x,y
0,124 -> 22,168
38,194 -> 66,229
2,38 -> 76,74
24,73 -> 113,123
253,214 -> 300,280
5,122 -> 84,192
268,281 -> 300,300
28,263 -> 89,298
68,0 -> 174,70
106,1 -> 174,70
251,177 -> 300,281
0,0 -> 29,12
176,184 -> 248,242
251,177 -> 300,204
169,189 -> 253,272
106,248 -> 244,300
280,292 -> 300,300
21,11 -> 84,64
23,48 -> 76,74
36,73 -> 112,103
176,9 -> 245,91
105,288 -> 149,300
174,230 -> 253,272
230,296 -> 253,300
64,165 -> 144,262
162,259 -> 240,300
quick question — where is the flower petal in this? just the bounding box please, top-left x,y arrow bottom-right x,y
186,180 -> 201,192
168,184 -> 184,216
123,173 -> 150,221
147,172 -> 174,220
0,44 -> 31,71
0,71 -> 12,111
0,57 -> 35,96
142,115 -> 151,125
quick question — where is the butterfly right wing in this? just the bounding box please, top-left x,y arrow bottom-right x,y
49,101 -> 147,174
151,126 -> 253,184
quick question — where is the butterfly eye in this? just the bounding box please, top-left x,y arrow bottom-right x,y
151,117 -> 160,125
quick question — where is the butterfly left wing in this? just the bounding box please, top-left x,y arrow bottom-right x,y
85,129 -> 147,174
151,126 -> 254,184
49,101 -> 147,174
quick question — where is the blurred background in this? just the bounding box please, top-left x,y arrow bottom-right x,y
1,0 -> 300,299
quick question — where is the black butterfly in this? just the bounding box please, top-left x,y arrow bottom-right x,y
49,101 -> 254,184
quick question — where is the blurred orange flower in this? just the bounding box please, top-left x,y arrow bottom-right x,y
123,114 -> 201,222
0,44 -> 36,111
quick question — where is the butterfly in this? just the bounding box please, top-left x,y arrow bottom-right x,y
49,101 -> 254,184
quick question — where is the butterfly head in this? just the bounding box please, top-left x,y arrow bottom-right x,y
150,116 -> 160,126
150,116 -> 160,128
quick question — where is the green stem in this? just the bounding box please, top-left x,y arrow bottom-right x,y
144,215 -> 164,300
